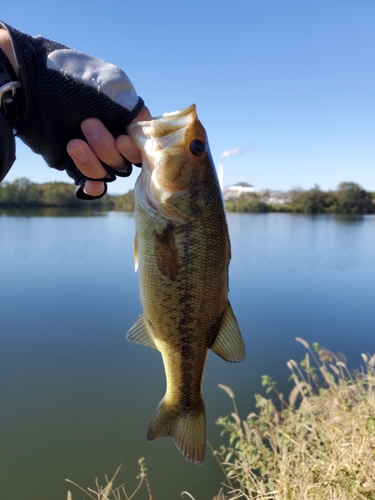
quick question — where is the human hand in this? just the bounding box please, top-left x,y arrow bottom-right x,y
0,21 -> 148,197
67,106 -> 152,197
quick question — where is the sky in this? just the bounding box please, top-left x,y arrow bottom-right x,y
2,0 -> 374,194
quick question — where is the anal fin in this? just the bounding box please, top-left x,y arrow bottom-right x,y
126,314 -> 158,350
210,302 -> 245,362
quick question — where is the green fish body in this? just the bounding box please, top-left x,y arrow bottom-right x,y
127,105 -> 245,465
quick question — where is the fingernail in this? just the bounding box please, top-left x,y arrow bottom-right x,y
84,181 -> 105,196
82,120 -> 101,139
70,146 -> 88,162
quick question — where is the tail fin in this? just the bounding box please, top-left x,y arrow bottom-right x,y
147,399 -> 206,465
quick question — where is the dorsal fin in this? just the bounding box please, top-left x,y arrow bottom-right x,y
126,314 -> 158,350
210,302 -> 245,362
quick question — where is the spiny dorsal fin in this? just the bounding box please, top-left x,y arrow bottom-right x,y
210,302 -> 245,362
147,398 -> 206,465
134,232 -> 139,272
154,226 -> 179,281
126,314 -> 158,350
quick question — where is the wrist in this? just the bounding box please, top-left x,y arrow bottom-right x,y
0,29 -> 18,76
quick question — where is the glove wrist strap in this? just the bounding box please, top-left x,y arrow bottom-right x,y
0,47 -> 25,132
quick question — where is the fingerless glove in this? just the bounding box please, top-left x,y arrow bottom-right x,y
0,21 -> 144,199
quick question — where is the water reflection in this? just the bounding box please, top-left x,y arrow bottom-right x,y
1,211 -> 375,499
333,213 -> 375,224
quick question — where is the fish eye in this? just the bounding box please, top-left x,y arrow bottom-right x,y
189,140 -> 206,156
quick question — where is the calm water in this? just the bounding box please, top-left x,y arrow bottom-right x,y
1,210 -> 375,499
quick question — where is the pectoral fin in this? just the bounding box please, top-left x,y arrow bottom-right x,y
126,314 -> 158,350
210,302 -> 245,362
154,226 -> 179,281
134,233 -> 138,272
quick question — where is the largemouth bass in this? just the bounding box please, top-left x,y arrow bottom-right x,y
126,104 -> 245,465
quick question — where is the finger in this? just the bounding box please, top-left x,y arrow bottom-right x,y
81,118 -> 127,170
116,106 -> 153,164
116,134 -> 142,164
83,180 -> 106,197
67,138 -> 108,179
136,106 -> 152,121
0,30 -> 19,76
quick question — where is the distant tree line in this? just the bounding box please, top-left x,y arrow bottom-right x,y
225,182 -> 375,215
1,179 -> 374,215
0,178 -> 135,211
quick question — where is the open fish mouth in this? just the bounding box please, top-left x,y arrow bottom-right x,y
127,104 -> 197,156
130,104 -> 196,132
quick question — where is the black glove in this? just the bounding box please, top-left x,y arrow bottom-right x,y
0,105 -> 16,181
0,43 -> 20,181
0,21 -> 144,199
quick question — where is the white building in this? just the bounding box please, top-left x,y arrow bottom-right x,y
222,182 -> 254,200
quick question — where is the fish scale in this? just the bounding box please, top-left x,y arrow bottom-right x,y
126,104 -> 245,464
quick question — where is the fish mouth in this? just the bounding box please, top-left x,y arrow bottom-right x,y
129,104 -> 196,130
154,104 -> 196,121
127,104 -> 197,154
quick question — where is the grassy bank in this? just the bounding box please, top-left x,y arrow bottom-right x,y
216,339 -> 375,499
66,340 -> 375,500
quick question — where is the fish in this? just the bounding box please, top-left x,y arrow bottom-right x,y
126,104 -> 245,465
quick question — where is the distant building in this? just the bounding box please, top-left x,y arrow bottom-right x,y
222,182 -> 254,200
258,190 -> 290,204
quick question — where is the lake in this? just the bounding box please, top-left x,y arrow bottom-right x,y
1,210 -> 375,499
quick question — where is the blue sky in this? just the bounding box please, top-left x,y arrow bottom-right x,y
2,0 -> 374,194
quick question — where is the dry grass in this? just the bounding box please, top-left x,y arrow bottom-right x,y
66,459 -> 152,500
216,339 -> 375,500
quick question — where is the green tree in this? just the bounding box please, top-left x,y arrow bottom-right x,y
0,178 -> 42,206
225,193 -> 272,213
112,190 -> 135,212
333,181 -> 374,214
288,185 -> 336,214
41,182 -> 80,206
